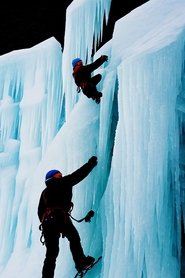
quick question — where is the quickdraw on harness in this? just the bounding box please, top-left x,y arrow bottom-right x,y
77,86 -> 81,93
39,207 -> 56,245
39,204 -> 95,245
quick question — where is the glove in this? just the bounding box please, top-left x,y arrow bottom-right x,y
101,55 -> 108,62
88,156 -> 98,167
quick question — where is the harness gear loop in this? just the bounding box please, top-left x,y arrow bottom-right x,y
39,224 -> 45,245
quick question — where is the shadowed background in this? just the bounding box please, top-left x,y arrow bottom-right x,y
0,1 -> 148,55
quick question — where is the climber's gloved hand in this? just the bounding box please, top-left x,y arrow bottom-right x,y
88,156 -> 98,167
101,55 -> 108,62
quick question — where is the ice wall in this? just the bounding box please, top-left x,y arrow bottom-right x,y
0,0 -> 185,278
100,1 -> 185,277
0,38 -> 63,275
0,1 -> 112,277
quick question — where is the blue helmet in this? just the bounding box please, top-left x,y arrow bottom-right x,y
45,169 -> 60,182
72,58 -> 82,68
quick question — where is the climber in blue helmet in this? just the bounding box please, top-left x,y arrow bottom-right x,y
38,156 -> 98,278
72,55 -> 108,104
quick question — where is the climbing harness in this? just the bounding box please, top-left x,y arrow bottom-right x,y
39,205 -> 95,245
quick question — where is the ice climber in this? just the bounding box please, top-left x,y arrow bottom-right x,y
72,55 -> 108,104
38,156 -> 98,278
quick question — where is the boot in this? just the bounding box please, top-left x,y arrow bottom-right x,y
76,256 -> 95,272
95,92 -> 102,104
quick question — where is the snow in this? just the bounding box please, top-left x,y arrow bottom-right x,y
0,0 -> 185,277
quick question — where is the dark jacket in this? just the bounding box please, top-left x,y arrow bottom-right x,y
72,56 -> 107,88
38,158 -> 97,223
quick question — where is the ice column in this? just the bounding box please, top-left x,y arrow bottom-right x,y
0,38 -> 63,268
102,36 -> 184,278
62,0 -> 111,117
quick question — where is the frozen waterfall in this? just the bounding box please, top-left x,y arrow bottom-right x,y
0,0 -> 185,277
